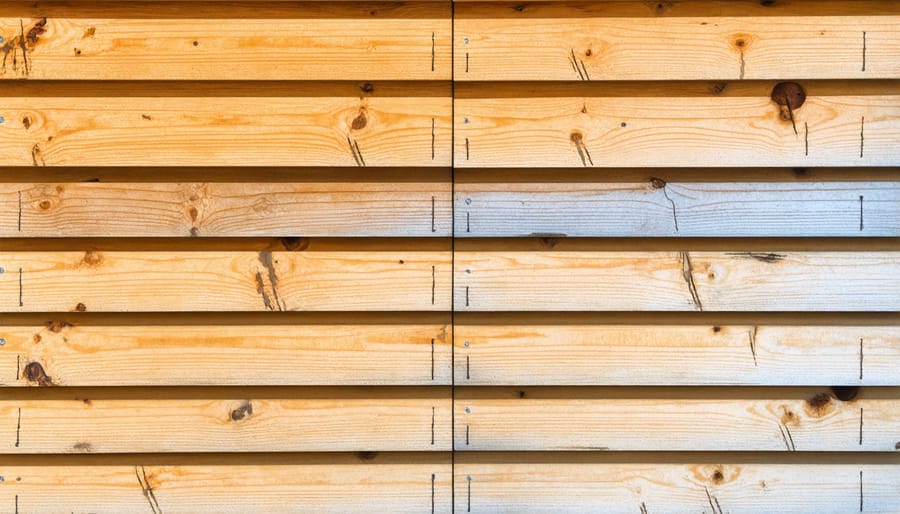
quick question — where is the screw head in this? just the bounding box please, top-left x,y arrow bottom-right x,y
463,341 -> 470,347
465,407 -> 471,413
465,198 -> 472,205
0,116 -> 5,124
0,267 -> 5,273
0,339 -> 5,346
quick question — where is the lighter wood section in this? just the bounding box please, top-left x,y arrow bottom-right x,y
0,454 -> 452,513
1,388 -> 451,452
455,459 -> 900,513
2,182 -> 452,237
455,88 -> 900,167
0,251 -> 451,312
455,3 -> 900,80
0,323 -> 450,386
0,92 -> 451,166
455,181 -> 900,237
455,251 -> 900,311
455,387 -> 900,451
454,325 -> 900,386
0,2 -> 450,80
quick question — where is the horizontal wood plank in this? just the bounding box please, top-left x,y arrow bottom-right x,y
456,455 -> 900,513
0,86 -> 451,166
454,324 -> 900,386
1,387 -> 451,453
0,454 -> 452,513
0,323 -> 450,386
0,2 -> 451,80
455,83 -> 900,167
456,387 -> 900,451
456,2 -> 900,80
456,181 -> 900,237
0,250 -> 451,312
2,182 -> 452,237
455,251 -> 900,311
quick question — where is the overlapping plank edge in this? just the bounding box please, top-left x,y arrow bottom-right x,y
455,250 -> 900,311
0,82 -> 452,167
1,387 -> 452,452
0,249 -> 452,311
0,321 -> 451,386
455,386 -> 900,451
455,180 -> 900,237
455,81 -> 900,167
455,1 -> 900,80
454,324 -> 900,385
2,181 -> 452,237
0,453 -> 453,514
455,453 -> 900,514
0,2 -> 451,80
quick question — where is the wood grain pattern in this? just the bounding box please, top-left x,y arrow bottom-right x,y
455,83 -> 900,167
0,2 -> 450,80
455,181 -> 900,237
0,323 -> 450,386
2,182 -> 452,237
456,387 -> 900,451
0,250 -> 451,312
0,87 -> 451,166
454,324 -> 900,386
1,387 -> 451,453
0,454 -> 452,513
456,3 -> 900,80
455,251 -> 900,311
456,455 -> 900,513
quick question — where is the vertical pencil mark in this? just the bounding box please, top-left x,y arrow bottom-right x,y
431,265 -> 436,305
16,355 -> 20,380
17,191 -> 22,231
680,252 -> 702,311
431,196 -> 436,233
465,137 -> 469,160
859,116 -> 865,158
431,406 -> 435,445
431,118 -> 436,160
748,326 -> 759,367
860,470 -> 864,511
859,337 -> 864,380
465,424 -> 470,445
465,286 -> 469,307
18,268 -> 23,307
431,473 -> 436,513
15,408 -> 21,447
431,338 -> 435,380
465,52 -> 469,73
466,355 -> 470,380
14,494 -> 17,514
467,475 -> 472,512
466,212 -> 470,233
859,407 -> 864,445
135,465 -> 162,514
804,122 -> 809,156
859,196 -> 864,231
861,32 -> 866,72
431,32 -> 435,72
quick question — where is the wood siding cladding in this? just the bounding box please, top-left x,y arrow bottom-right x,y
0,0 -> 898,512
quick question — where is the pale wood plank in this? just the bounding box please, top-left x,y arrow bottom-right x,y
456,3 -> 900,80
1,387 -> 451,453
0,250 -> 451,312
0,323 -> 450,386
0,88 -> 451,166
455,251 -> 900,311
0,454 -> 452,514
455,181 -> 900,237
456,456 -> 900,513
455,387 -> 900,451
454,324 -> 900,386
1,182 -> 452,237
455,84 -> 900,167
0,2 -> 451,80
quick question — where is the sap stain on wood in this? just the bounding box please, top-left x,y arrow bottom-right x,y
71,441 -> 93,452
45,320 -> 72,333
22,361 -> 54,386
771,82 -> 806,134
804,392 -> 835,417
230,400 -> 253,421
256,250 -> 285,311
2,18 -> 47,76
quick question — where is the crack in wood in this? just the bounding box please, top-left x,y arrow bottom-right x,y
568,49 -> 590,80
705,486 -> 723,514
640,501 -> 648,514
15,408 -> 21,447
680,252 -> 702,311
859,116 -> 865,158
135,465 -> 163,514
748,326 -> 759,367
347,136 -> 366,167
31,144 -> 45,167
570,132 -> 593,167
257,251 -> 285,311
861,31 -> 867,72
779,423 -> 796,451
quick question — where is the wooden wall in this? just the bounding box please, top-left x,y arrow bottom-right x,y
0,1 -> 898,512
